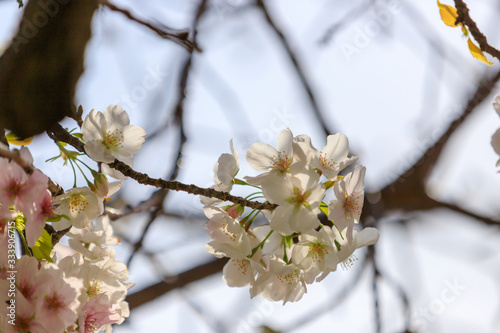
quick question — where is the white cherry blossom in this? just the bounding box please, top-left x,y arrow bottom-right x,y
246,128 -> 293,173
312,133 -> 357,179
291,227 -> 338,284
53,187 -> 103,229
261,171 -> 325,235
82,105 -> 146,165
328,165 -> 366,243
201,140 -> 239,206
204,206 -> 251,259
250,255 -> 306,304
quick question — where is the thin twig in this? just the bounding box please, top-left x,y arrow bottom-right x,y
101,0 -> 201,53
109,159 -> 277,211
430,198 -> 500,225
255,0 -> 335,136
47,119 -> 276,212
319,0 -> 375,45
454,0 -> 500,62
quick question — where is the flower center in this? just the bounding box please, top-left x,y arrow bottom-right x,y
232,258 -> 249,275
272,150 -> 291,172
7,178 -> 23,197
221,223 -> 237,243
319,152 -> 335,169
308,242 -> 328,263
87,280 -> 101,298
277,272 -> 296,285
343,193 -> 362,217
69,194 -> 89,215
104,128 -> 124,150
45,293 -> 65,311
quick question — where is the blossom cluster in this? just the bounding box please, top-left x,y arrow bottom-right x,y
0,105 -> 145,332
202,129 -> 380,304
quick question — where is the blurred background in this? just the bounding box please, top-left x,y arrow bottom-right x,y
2,0 -> 500,332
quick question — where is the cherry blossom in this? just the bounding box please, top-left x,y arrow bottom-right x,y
246,128 -> 293,174
0,157 -> 48,216
262,171 -> 325,235
78,294 -> 121,333
201,140 -> 239,206
204,206 -> 251,259
25,189 -> 55,247
291,227 -> 338,284
82,105 -> 146,166
53,187 -> 103,229
34,268 -> 83,332
312,133 -> 358,179
222,258 -> 261,287
328,165 -> 366,243
250,255 -> 306,304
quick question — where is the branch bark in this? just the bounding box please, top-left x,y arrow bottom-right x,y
454,0 -> 500,62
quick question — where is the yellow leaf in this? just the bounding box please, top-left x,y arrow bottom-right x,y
437,0 -> 459,27
467,38 -> 493,65
5,132 -> 33,145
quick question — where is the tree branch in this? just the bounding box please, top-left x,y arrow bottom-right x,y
380,69 -> 500,211
101,0 -> 201,53
108,159 -> 277,211
46,124 -> 277,212
255,0 -> 335,136
127,258 -> 228,309
454,0 -> 500,62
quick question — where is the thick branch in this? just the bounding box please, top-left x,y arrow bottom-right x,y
454,0 -> 500,62
380,69 -> 500,211
127,258 -> 228,309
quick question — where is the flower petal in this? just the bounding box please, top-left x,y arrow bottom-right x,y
246,142 -> 278,172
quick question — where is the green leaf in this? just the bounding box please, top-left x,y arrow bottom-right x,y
31,229 -> 54,263
45,214 -> 69,223
319,204 -> 329,216
15,214 -> 25,232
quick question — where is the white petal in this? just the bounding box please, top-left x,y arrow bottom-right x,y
84,140 -> 115,163
217,153 -> 238,186
323,133 -> 349,162
356,227 -> 380,247
345,165 -> 366,194
102,164 -> 128,180
222,258 -> 254,287
104,105 -> 130,128
229,139 -> 240,169
277,128 -> 293,156
246,142 -> 278,172
82,110 -> 106,142
260,173 -> 294,204
121,125 -> 146,155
